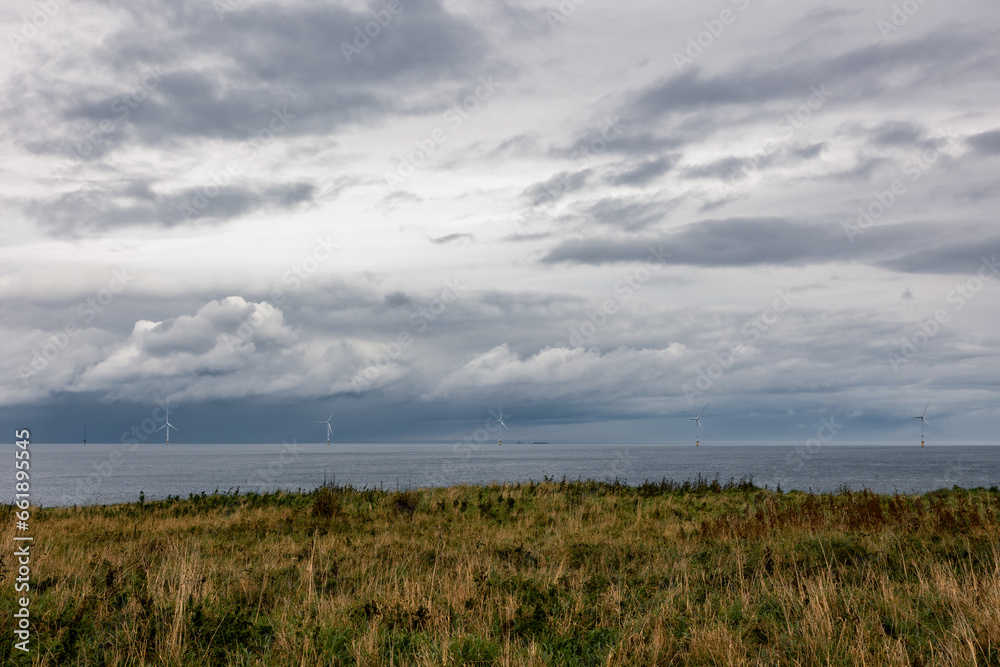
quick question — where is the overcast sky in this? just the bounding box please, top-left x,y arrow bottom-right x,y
2,0 -> 999,445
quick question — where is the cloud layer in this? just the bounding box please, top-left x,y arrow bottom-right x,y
2,0 -> 999,444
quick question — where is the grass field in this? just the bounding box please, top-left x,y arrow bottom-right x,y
2,477 -> 1000,666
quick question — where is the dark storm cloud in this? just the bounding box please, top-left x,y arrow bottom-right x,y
791,7 -> 860,26
878,237 -> 1000,275
6,267 -> 1000,443
487,132 -> 542,158
555,28 -> 995,172
480,0 -> 552,38
15,0 -> 495,158
554,131 -> 686,159
828,156 -> 893,182
383,292 -> 412,308
684,156 -> 770,181
791,143 -> 825,159
521,169 -> 592,206
604,156 -> 676,186
583,196 -> 677,231
541,218 -> 841,267
869,121 -> 925,146
681,143 -> 825,186
540,218 -> 994,273
952,182 -> 1000,204
429,233 -> 474,244
29,180 -> 316,234
967,129 -> 1000,155
630,31 -> 988,123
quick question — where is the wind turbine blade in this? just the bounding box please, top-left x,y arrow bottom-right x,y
170,424 -> 179,431
698,403 -> 709,419
922,400 -> 931,418
156,424 -> 166,432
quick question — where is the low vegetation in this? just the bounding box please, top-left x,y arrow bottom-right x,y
2,477 -> 1000,665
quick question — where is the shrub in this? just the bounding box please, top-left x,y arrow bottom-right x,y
312,483 -> 342,520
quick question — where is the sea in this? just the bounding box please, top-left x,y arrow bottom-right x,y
13,442 -> 1000,507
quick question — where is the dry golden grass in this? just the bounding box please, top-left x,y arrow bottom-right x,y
2,479 -> 999,665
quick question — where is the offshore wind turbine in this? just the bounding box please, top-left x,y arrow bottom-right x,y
156,404 -> 178,445
83,423 -> 87,447
688,403 -> 709,447
317,414 -> 333,446
911,400 -> 931,447
492,408 -> 508,446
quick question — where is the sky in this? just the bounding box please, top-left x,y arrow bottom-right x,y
2,0 -> 999,446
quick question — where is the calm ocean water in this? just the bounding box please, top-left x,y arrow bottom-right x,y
14,442 -> 1000,507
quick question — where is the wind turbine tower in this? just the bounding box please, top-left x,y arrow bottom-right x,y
157,404 -> 178,445
493,408 -> 508,446
317,414 -> 333,446
688,403 -> 709,447
912,400 -> 931,447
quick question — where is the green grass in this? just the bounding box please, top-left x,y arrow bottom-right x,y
2,478 -> 999,665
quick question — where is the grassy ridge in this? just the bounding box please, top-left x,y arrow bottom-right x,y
2,478 -> 1000,665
